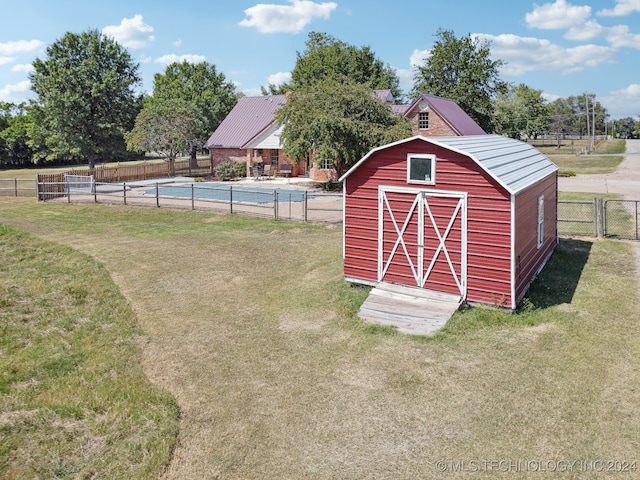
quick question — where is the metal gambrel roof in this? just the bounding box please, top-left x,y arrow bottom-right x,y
340,134 -> 558,195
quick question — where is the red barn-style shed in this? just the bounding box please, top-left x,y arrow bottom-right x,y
339,135 -> 558,309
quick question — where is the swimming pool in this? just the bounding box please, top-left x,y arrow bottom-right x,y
144,183 -> 315,204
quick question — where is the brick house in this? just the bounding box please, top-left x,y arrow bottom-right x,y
205,91 -> 484,181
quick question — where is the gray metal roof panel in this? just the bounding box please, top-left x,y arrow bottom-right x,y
340,134 -> 558,195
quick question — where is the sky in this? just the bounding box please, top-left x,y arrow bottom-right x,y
1,0 -> 639,119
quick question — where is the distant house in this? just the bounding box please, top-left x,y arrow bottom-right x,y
204,95 -> 304,178
205,91 -> 484,181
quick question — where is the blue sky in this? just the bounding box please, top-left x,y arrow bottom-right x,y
1,0 -> 639,119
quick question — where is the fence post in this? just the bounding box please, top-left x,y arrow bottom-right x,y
156,182 -> 159,208
14,178 -> 18,197
303,191 -> 308,223
596,197 -> 604,238
191,184 -> 195,210
123,182 -> 127,205
229,186 -> 233,214
67,180 -> 71,203
274,190 -> 278,220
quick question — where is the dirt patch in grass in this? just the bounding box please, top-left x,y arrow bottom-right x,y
1,199 -> 640,479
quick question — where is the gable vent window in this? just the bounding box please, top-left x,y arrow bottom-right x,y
418,111 -> 430,129
407,154 -> 436,185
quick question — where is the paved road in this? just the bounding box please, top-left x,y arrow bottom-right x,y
558,139 -> 640,199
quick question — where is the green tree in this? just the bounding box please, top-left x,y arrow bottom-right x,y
612,116 -> 638,138
493,83 -> 550,140
548,98 -> 574,147
29,29 -> 141,168
125,98 -> 202,174
413,29 -> 507,132
151,61 -> 238,163
289,32 -> 402,98
275,78 -> 413,177
0,105 -> 33,166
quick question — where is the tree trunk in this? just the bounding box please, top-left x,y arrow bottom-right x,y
190,144 -> 198,169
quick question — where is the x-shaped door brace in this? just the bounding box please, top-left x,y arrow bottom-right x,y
379,188 -> 466,297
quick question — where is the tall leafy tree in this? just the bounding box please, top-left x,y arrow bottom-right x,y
493,83 -> 550,140
0,104 -> 33,166
548,98 -> 574,147
125,98 -> 202,175
612,117 -> 637,138
29,29 -> 141,168
151,61 -> 237,162
276,78 -> 413,177
413,29 -> 507,132
288,31 -> 402,98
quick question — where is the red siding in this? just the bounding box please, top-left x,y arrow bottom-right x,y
513,173 -> 558,304
344,138 -> 514,305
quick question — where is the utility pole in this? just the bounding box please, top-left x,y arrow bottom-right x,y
585,93 -> 590,152
592,94 -> 596,150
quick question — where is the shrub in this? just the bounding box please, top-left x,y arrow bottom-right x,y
215,161 -> 240,180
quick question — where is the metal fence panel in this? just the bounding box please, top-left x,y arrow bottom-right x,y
0,178 -> 36,197
605,200 -> 640,240
558,200 -> 596,237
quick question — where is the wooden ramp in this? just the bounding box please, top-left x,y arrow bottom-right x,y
358,282 -> 462,335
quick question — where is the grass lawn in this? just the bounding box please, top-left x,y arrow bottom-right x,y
1,198 -> 639,479
532,139 -> 625,175
531,138 -> 625,156
0,223 -> 178,479
552,155 -> 623,175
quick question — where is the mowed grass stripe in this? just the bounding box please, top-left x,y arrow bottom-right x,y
0,223 -> 178,479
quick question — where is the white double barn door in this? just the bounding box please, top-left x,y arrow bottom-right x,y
378,186 -> 467,298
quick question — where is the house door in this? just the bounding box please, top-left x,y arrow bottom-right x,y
378,186 -> 467,299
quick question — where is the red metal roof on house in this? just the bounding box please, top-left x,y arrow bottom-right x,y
204,95 -> 286,148
406,94 -> 486,135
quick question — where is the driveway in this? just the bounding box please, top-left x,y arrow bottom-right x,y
558,139 -> 640,199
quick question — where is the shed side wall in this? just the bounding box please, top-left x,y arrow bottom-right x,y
344,138 -> 513,305
513,172 -> 558,304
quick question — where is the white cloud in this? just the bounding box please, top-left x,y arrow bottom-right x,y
0,80 -> 33,103
602,84 -> 640,118
267,71 -> 291,86
0,56 -> 15,65
409,48 -> 430,67
0,39 -> 44,56
102,15 -> 155,49
525,0 -> 592,30
154,54 -> 206,66
566,20 -> 605,41
173,39 -> 182,47
541,92 -> 562,103
598,0 -> 640,16
605,24 -> 640,48
239,0 -> 337,34
475,33 -> 615,75
11,63 -> 34,73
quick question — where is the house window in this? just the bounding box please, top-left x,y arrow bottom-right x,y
270,149 -> 279,166
418,111 -> 429,129
537,195 -> 544,248
320,159 -> 333,170
407,154 -> 435,184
